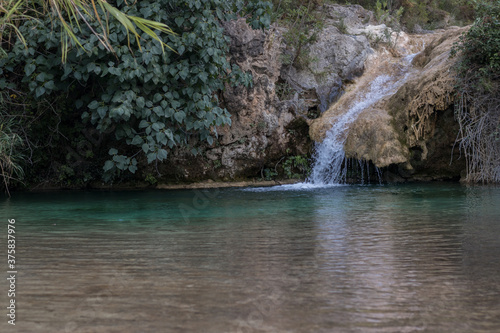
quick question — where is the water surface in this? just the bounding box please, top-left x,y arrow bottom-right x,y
1,183 -> 500,332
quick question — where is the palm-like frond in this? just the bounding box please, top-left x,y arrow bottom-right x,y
0,0 -> 176,61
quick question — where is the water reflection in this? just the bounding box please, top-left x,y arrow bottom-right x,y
0,184 -> 499,332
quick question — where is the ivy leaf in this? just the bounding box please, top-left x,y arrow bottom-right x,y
174,111 -> 186,123
97,106 -> 108,118
35,86 -> 45,98
157,149 -> 168,160
103,160 -> 115,172
147,152 -> 157,164
152,122 -> 164,131
25,63 -> 36,76
136,97 -> 145,108
179,68 -> 189,80
175,17 -> 184,26
88,100 -> 99,109
198,72 -> 208,83
44,80 -> 55,90
131,135 -> 143,145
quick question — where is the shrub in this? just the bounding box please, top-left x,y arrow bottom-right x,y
0,0 -> 271,182
452,0 -> 500,183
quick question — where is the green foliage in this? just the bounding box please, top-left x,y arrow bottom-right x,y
0,0 -> 272,182
144,173 -> 158,185
0,111 -> 25,195
273,0 -> 324,70
262,151 -> 310,180
283,154 -> 310,179
452,0 -> 500,78
213,159 -> 222,169
451,0 -> 500,183
262,167 -> 278,180
374,0 -> 404,30
336,18 -> 348,34
375,0 -> 391,23
276,80 -> 293,99
0,0 -> 175,62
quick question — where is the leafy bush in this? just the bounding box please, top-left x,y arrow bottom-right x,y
283,154 -> 310,178
0,111 -> 24,195
272,0 -> 324,70
452,0 -> 500,183
453,0 -> 500,78
0,0 -> 271,182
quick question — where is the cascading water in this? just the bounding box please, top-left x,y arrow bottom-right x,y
308,52 -> 419,185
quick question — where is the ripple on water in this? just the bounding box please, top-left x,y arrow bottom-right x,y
0,184 -> 499,332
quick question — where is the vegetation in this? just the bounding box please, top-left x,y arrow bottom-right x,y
451,0 -> 500,183
0,0 -> 271,193
0,114 -> 24,196
337,0 -> 475,30
272,0 -> 325,69
261,150 -> 311,181
0,0 -> 175,61
1,0 -> 497,191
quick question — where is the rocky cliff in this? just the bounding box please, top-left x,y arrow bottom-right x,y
163,5 -> 467,183
340,27 -> 467,181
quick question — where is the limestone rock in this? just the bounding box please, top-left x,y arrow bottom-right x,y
281,5 -> 375,112
385,26 -> 469,180
344,107 -> 407,167
343,27 -> 467,180
209,19 -> 311,179
160,6 -> 467,183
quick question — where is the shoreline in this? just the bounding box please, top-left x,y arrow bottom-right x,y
22,179 -> 303,192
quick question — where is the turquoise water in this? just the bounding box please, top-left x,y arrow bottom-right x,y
1,183 -> 500,332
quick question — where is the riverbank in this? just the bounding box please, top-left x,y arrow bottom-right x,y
23,178 -> 302,192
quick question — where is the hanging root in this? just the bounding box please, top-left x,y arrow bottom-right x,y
454,71 -> 500,183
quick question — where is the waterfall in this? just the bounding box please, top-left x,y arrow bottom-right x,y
308,53 -> 419,185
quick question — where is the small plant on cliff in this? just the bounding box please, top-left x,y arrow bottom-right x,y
273,0 -> 325,70
283,154 -> 310,179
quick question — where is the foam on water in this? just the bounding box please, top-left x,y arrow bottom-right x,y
243,182 -> 346,192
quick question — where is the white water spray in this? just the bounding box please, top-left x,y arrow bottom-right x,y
308,53 -> 419,185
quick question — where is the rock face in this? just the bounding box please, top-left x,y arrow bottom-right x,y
384,27 -> 468,180
161,19 -> 311,181
162,5 -> 467,183
162,5 -> 381,182
281,5 -> 375,112
311,26 -> 468,181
